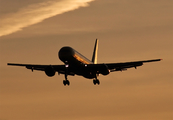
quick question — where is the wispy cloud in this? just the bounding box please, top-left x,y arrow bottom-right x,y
0,0 -> 94,37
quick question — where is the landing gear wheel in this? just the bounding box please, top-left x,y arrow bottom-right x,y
63,80 -> 66,86
66,80 -> 70,86
93,80 -> 97,85
96,79 -> 100,85
63,80 -> 70,86
93,79 -> 100,85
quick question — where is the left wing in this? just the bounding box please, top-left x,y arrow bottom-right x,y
87,59 -> 162,73
106,59 -> 162,72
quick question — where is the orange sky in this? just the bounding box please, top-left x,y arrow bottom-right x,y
0,0 -> 173,120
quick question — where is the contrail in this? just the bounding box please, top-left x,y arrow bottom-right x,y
0,0 -> 94,37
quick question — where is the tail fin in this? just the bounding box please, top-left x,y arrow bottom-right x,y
92,39 -> 99,64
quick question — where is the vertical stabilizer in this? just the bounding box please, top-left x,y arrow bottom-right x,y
92,39 -> 99,64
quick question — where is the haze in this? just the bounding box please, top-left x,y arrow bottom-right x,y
0,0 -> 173,120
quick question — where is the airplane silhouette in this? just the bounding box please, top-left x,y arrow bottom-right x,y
8,39 -> 162,86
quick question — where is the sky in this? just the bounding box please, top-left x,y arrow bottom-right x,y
0,0 -> 173,120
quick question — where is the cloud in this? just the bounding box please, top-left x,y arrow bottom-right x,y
0,0 -> 94,37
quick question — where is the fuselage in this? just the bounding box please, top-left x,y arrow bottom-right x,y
58,47 -> 96,79
59,46 -> 93,65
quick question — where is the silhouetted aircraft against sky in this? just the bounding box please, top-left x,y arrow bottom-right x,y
8,39 -> 162,86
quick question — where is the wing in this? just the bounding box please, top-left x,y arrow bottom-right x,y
7,63 -> 75,75
88,59 -> 162,73
106,59 -> 162,72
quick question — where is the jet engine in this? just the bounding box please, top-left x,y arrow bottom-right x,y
45,66 -> 55,77
99,64 -> 110,75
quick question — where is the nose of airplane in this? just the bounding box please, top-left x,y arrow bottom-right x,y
58,46 -> 75,62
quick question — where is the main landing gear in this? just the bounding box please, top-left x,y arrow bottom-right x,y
63,80 -> 70,86
63,71 -> 70,86
93,74 -> 100,85
93,79 -> 100,85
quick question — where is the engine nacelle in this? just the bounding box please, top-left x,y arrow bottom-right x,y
99,64 -> 110,75
45,66 -> 55,77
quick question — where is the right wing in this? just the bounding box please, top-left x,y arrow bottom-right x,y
7,63 -> 75,76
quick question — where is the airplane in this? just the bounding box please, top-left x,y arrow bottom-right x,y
7,39 -> 162,86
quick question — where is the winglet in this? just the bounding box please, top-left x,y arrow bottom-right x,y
92,39 -> 99,64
